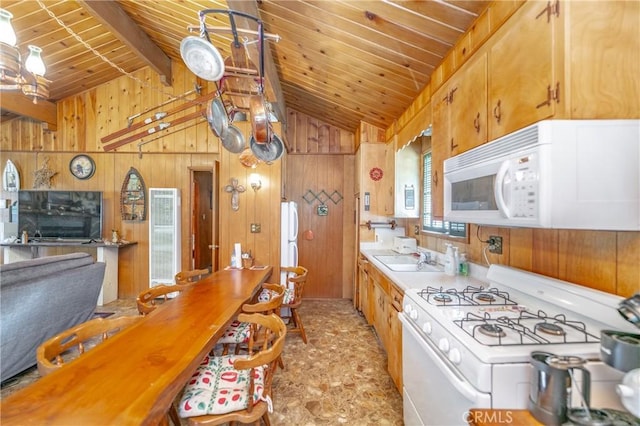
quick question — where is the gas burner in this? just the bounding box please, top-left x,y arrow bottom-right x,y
478,323 -> 506,338
535,322 -> 566,336
476,293 -> 496,303
434,293 -> 453,303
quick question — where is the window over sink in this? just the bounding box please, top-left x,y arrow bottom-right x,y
422,151 -> 466,238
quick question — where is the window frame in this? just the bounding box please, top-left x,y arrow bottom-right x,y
421,150 -> 468,240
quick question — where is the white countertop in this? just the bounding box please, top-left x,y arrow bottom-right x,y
359,243 -> 488,292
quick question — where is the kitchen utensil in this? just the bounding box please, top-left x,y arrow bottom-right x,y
528,351 -> 592,426
250,133 -> 283,163
180,36 -> 225,82
206,97 -> 229,138
250,94 -> 268,143
600,330 -> 640,372
617,293 -> 640,328
220,124 -> 245,154
616,368 -> 640,417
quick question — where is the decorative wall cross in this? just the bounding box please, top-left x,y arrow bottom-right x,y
224,178 -> 246,211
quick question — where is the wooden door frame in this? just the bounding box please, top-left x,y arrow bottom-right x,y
189,166 -> 218,272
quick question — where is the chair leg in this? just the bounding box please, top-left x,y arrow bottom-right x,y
291,308 -> 307,344
277,354 -> 285,370
262,412 -> 271,426
168,404 -> 181,426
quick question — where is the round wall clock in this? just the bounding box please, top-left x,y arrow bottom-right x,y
69,154 -> 96,180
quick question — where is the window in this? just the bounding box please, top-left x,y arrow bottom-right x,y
422,152 -> 467,237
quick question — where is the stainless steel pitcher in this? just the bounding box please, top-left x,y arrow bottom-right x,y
528,351 -> 591,426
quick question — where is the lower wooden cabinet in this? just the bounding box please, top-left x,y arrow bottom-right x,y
364,257 -> 403,393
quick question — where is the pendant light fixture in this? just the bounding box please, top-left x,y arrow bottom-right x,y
0,8 -> 50,103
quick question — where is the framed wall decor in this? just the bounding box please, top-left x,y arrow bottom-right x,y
69,154 -> 96,180
2,159 -> 20,192
120,167 -> 147,221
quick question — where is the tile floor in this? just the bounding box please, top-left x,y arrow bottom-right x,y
1,298 -> 403,425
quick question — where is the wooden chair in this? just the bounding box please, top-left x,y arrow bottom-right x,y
36,315 -> 142,376
281,266 -> 309,343
37,314 -> 181,426
175,268 -> 210,285
177,313 -> 287,425
136,284 -> 186,316
217,283 -> 285,355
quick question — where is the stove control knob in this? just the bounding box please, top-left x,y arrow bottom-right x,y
448,348 -> 461,364
422,322 -> 432,335
438,338 -> 450,352
410,309 -> 419,320
404,304 -> 412,315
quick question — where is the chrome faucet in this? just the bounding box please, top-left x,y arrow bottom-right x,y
417,252 -> 430,270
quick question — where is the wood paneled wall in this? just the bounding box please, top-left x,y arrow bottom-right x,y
285,154 -> 355,299
285,108 -> 355,154
0,62 -> 285,299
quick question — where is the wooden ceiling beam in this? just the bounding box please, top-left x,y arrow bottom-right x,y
1,93 -> 57,131
225,0 -> 287,128
78,0 -> 172,86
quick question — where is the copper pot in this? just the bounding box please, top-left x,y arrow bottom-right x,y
250,95 -> 268,144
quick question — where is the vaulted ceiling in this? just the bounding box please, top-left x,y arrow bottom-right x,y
1,0 -> 490,133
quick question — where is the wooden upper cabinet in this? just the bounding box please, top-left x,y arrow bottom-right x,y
358,143 -> 394,218
488,0 -> 558,140
449,52 -> 488,154
430,85 -> 449,220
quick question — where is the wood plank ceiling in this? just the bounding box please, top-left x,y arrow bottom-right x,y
1,0 -> 489,133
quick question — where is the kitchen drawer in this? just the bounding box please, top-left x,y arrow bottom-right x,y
390,284 -> 403,312
368,263 -> 390,295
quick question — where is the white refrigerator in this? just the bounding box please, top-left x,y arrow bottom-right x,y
280,201 -> 298,285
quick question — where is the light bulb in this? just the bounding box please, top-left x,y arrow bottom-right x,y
25,45 -> 46,76
0,9 -> 17,46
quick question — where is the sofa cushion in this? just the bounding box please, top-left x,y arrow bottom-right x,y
0,253 -> 95,287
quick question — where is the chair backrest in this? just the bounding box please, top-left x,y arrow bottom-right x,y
234,312 -> 287,407
136,284 -> 186,315
242,283 -> 285,314
174,268 -> 210,285
281,266 -> 308,307
37,315 -> 142,376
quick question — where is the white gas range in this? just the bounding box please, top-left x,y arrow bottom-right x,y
399,264 -> 637,426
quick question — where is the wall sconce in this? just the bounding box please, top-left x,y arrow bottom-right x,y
249,173 -> 262,192
0,8 -> 50,102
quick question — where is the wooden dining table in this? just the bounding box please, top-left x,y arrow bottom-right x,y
0,266 -> 272,425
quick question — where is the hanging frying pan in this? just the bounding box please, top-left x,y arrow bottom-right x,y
221,124 -> 246,154
206,96 -> 229,138
250,132 -> 284,163
180,36 -> 225,82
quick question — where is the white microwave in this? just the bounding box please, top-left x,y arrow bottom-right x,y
444,119 -> 640,230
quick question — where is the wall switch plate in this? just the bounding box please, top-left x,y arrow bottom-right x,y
250,223 -> 261,233
488,236 -> 503,254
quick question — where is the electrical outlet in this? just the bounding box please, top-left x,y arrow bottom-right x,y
488,236 -> 503,254
250,223 -> 261,233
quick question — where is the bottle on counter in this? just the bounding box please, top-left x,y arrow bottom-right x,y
459,253 -> 469,276
21,230 -> 28,244
444,243 -> 455,276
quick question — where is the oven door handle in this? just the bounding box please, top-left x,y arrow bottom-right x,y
399,313 -> 485,403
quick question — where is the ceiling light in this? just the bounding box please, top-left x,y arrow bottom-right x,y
0,8 -> 50,103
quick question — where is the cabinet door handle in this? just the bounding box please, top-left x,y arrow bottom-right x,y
493,100 -> 502,124
450,138 -> 458,152
473,112 -> 481,133
433,170 -> 439,186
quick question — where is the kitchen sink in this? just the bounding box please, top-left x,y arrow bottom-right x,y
373,255 -> 443,272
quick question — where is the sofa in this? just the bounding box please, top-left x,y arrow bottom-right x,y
0,252 -> 106,382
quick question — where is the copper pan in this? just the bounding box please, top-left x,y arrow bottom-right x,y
250,94 -> 268,144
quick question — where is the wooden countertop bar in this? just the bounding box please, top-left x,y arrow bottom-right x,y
0,267 -> 272,425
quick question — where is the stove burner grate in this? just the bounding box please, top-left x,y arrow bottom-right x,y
476,293 -> 496,303
433,293 -> 453,303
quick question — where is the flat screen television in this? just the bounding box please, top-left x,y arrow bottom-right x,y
17,190 -> 103,241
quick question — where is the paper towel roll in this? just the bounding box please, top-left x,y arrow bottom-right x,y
234,243 -> 242,268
